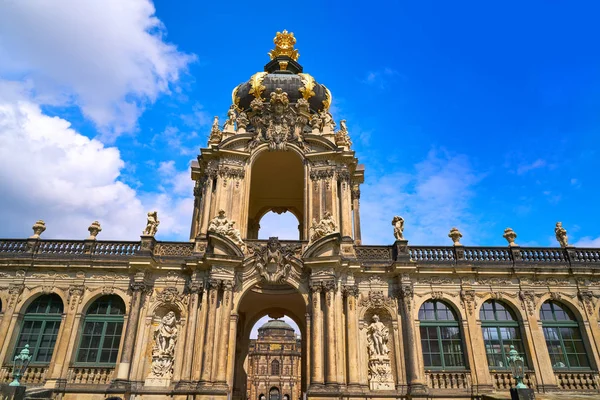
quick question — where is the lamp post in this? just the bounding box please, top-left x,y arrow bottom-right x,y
507,345 -> 527,389
9,344 -> 32,386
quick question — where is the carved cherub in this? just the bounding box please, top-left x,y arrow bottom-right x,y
392,216 -> 404,240
367,314 -> 389,357
154,311 -> 178,356
143,211 -> 160,236
555,222 -> 568,248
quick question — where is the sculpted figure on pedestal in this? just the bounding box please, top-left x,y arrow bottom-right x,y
150,311 -> 178,378
223,105 -> 236,132
143,212 -> 160,236
208,116 -> 222,144
555,222 -> 568,248
367,314 -> 389,357
208,210 -> 245,249
309,211 -> 337,242
392,216 -> 404,240
236,111 -> 249,132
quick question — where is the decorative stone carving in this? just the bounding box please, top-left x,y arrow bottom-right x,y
503,227 -> 518,246
30,220 -> 46,239
208,116 -> 222,145
143,211 -> 160,236
578,290 -> 596,315
398,284 -> 414,312
208,209 -> 245,249
246,88 -> 307,151
87,221 -> 102,240
67,285 -> 85,311
250,237 -> 300,284
309,211 -> 337,243
223,105 -> 236,132
392,216 -> 404,240
148,311 -> 178,383
320,110 -> 335,133
449,227 -> 462,246
335,119 -> 352,147
236,111 -> 249,133
555,222 -> 568,248
460,289 -> 476,315
366,315 -> 394,390
360,290 -> 394,309
519,290 -> 536,316
155,287 -> 182,304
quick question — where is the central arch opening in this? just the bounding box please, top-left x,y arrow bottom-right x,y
233,284 -> 307,400
247,151 -> 304,240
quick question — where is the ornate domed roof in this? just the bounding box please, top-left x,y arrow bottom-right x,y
258,318 -> 294,332
232,30 -> 332,114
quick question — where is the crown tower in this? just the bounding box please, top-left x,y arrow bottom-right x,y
189,31 -> 364,245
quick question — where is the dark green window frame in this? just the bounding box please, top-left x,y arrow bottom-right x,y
14,294 -> 63,364
419,300 -> 466,370
540,301 -> 590,370
480,300 -> 527,370
75,295 -> 125,366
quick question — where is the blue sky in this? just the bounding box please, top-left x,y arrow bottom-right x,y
0,1 -> 599,247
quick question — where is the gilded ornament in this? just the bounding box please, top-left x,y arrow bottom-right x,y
298,73 -> 316,100
248,72 -> 268,100
268,30 -> 300,61
321,85 -> 332,110
231,85 -> 241,108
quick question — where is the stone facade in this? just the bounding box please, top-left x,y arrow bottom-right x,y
245,319 -> 301,400
1,31 -> 600,400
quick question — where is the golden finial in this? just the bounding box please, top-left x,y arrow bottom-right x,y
268,30 -> 300,61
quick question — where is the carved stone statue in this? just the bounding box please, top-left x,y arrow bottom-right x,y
143,211 -> 160,236
208,116 -> 222,144
87,221 -> 102,240
149,311 -> 178,379
555,222 -> 568,248
208,210 -> 245,249
309,211 -> 337,243
392,216 -> 404,240
223,105 -> 236,132
236,111 -> 249,133
320,110 -> 335,133
30,220 -> 46,239
334,119 -> 352,147
367,314 -> 389,357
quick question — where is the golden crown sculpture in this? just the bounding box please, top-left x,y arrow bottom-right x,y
268,30 -> 300,61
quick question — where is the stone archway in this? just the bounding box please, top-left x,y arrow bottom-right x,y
232,283 -> 307,400
246,150 -> 305,240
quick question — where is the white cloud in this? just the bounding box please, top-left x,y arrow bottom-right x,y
516,159 -> 546,175
360,150 -> 483,245
0,0 -> 194,140
573,236 -> 600,248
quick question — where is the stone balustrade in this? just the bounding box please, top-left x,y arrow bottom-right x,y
555,371 -> 600,391
67,367 -> 114,385
0,365 -> 48,385
491,371 -> 537,390
425,370 -> 471,391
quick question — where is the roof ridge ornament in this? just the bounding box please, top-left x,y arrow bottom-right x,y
268,30 -> 300,61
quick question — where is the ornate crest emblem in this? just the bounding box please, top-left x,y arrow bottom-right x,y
250,237 -> 301,284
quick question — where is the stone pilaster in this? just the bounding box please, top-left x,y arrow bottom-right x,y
112,277 -> 148,388
178,281 -> 203,387
215,280 -> 234,385
192,280 -> 210,382
200,278 -> 220,384
310,283 -> 324,386
351,184 -> 361,244
397,281 -> 428,396
343,285 -> 360,388
0,284 -> 24,359
324,280 -> 337,386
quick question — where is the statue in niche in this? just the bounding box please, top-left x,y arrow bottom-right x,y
392,216 -> 404,240
208,209 -> 245,249
309,211 -> 337,242
149,311 -> 178,378
367,314 -> 389,357
223,105 -> 236,132
143,211 -> 160,236
555,222 -> 568,248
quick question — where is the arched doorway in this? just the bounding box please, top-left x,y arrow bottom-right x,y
269,387 -> 280,400
247,150 -> 305,240
233,283 -> 307,400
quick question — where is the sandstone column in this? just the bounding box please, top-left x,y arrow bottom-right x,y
397,283 -> 428,395
114,280 -> 147,383
343,285 -> 360,388
216,280 -> 234,385
192,283 -> 210,381
180,282 -> 203,384
200,279 -> 220,384
310,284 -> 324,385
351,185 -> 362,244
324,280 -> 337,386
0,284 -> 24,359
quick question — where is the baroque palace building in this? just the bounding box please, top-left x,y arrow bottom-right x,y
1,31 -> 600,400
245,319 -> 301,400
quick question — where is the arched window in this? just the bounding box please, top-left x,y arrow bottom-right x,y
76,295 -> 125,365
419,300 -> 465,369
269,387 -> 280,400
540,301 -> 590,369
480,300 -> 526,369
14,294 -> 63,363
271,359 -> 280,375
